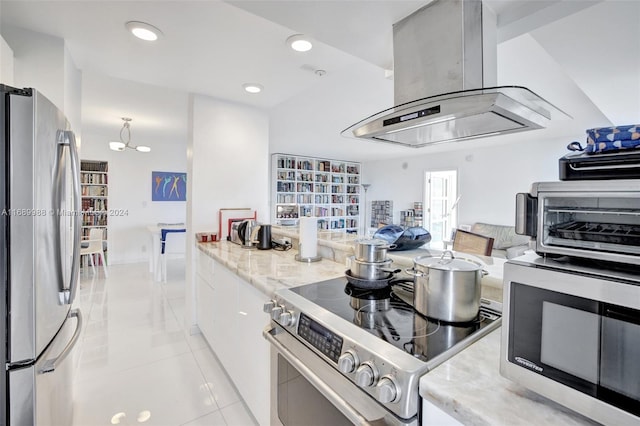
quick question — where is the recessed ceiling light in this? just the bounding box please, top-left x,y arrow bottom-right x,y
125,21 -> 163,41
242,83 -> 263,94
286,34 -> 313,52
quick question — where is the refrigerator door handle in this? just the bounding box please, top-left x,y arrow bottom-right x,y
56,130 -> 81,305
40,309 -> 83,374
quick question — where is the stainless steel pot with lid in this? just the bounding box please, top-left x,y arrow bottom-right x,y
406,251 -> 487,323
353,238 -> 396,263
349,256 -> 397,281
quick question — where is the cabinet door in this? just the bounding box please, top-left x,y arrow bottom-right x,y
195,274 -> 215,345
211,260 -> 238,371
236,280 -> 271,426
422,398 -> 462,425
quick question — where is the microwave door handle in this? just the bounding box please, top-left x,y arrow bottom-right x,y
515,193 -> 537,237
56,130 -> 81,305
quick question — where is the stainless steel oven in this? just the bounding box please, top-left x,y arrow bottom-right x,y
500,254 -> 640,425
515,180 -> 640,265
263,276 -> 501,425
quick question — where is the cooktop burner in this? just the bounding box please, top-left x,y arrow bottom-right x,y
290,276 -> 501,363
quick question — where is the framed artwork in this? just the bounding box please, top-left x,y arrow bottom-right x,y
152,171 -> 187,201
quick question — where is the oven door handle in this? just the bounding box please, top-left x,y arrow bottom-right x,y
264,326 -> 375,426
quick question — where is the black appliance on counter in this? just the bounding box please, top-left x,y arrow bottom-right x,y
374,225 -> 432,251
559,151 -> 640,181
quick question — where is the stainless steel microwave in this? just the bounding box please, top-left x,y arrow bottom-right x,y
500,254 -> 640,425
515,180 -> 640,266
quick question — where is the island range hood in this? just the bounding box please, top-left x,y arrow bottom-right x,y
341,0 -> 568,148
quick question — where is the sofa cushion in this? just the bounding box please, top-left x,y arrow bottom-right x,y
471,222 -> 530,250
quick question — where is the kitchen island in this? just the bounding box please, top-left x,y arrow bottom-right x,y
195,239 -> 596,426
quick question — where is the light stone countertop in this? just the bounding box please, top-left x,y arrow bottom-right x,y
419,329 -> 598,426
196,240 -> 347,298
196,239 -> 596,426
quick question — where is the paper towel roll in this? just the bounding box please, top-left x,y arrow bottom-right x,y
299,217 -> 318,259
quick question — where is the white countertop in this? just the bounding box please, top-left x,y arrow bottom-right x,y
197,240 -> 346,297
419,329 -> 598,426
196,240 -> 596,425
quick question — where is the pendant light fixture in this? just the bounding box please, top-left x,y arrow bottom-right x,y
109,117 -> 151,153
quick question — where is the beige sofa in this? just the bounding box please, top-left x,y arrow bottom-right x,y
468,222 -> 530,259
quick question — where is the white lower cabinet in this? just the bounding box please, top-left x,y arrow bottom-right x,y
195,254 -> 270,426
422,398 -> 462,425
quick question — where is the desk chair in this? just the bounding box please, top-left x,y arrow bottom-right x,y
80,228 -> 108,277
160,228 -> 186,282
452,229 -> 494,256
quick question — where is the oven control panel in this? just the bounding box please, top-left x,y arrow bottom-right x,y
298,313 -> 343,363
264,298 -> 418,418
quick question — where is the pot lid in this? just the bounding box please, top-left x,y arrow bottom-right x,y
414,251 -> 481,272
354,238 -> 390,247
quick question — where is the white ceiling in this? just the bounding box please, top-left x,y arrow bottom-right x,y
1,0 -> 637,161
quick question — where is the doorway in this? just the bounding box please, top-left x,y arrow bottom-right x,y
424,170 -> 458,246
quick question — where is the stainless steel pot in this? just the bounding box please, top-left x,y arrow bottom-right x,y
353,239 -> 396,263
349,256 -> 397,281
406,251 -> 487,323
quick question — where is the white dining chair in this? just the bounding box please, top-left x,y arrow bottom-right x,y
159,228 -> 186,282
80,228 -> 108,277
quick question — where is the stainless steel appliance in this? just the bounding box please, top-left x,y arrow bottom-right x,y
500,253 -> 640,425
342,0 -> 567,148
264,274 -> 501,425
1,85 -> 82,425
515,180 -> 640,266
227,219 -> 258,248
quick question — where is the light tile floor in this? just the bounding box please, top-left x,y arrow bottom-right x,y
72,260 -> 257,426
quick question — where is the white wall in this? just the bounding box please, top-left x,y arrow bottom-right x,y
362,137 -> 569,228
186,94 -> 269,330
3,26 -> 65,111
0,35 -> 14,85
1,26 -> 82,133
188,94 -> 270,233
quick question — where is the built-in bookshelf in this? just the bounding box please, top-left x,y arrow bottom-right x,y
400,202 -> 424,227
371,200 -> 393,227
80,160 -> 108,243
272,154 -> 361,233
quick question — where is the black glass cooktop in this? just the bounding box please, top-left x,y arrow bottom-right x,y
290,276 -> 501,363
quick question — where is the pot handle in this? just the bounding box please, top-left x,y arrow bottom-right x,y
436,250 -> 455,265
404,267 -> 424,277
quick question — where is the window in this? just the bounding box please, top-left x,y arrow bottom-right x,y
425,170 -> 458,245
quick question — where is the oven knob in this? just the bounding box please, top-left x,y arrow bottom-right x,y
355,362 -> 378,387
263,299 -> 277,313
280,311 -> 295,327
271,306 -> 283,320
376,376 -> 400,404
338,350 -> 359,374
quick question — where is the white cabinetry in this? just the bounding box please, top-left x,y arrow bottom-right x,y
422,398 -> 463,425
195,251 -> 270,426
271,153 -> 361,233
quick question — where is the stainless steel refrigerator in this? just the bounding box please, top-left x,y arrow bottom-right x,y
1,85 -> 82,425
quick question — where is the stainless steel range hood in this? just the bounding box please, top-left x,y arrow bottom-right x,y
341,0 -> 568,148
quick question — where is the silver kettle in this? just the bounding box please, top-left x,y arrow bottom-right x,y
238,219 -> 257,247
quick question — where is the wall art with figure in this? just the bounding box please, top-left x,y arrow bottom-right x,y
152,171 -> 187,201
